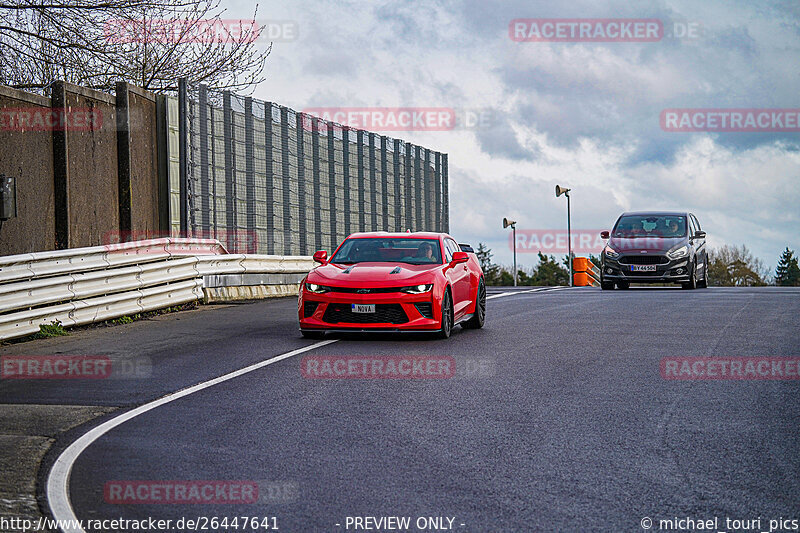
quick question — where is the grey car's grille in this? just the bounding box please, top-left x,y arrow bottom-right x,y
619,255 -> 668,265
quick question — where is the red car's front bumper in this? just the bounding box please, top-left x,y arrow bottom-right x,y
298,290 -> 441,331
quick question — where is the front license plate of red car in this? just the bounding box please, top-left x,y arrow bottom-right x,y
351,304 -> 376,313
631,264 -> 657,272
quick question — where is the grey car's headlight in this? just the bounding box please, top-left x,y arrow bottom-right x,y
604,246 -> 620,259
667,245 -> 689,260
305,283 -> 331,293
401,284 -> 433,294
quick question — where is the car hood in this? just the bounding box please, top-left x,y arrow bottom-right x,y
607,236 -> 687,254
308,262 -> 438,285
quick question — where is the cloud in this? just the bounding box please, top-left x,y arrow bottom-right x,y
227,0 -> 799,269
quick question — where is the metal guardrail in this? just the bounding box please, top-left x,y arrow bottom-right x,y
0,238 -> 314,340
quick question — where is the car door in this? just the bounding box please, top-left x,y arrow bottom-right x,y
691,214 -> 706,274
444,238 -> 471,317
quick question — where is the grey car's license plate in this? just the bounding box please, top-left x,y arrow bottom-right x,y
630,264 -> 657,272
351,304 -> 376,313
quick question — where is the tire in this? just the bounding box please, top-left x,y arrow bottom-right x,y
616,281 -> 630,290
601,279 -> 615,290
462,279 -> 486,329
682,263 -> 697,290
301,330 -> 325,339
437,289 -> 453,339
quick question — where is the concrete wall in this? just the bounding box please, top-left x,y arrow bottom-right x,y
128,87 -> 160,236
0,86 -> 55,255
63,83 -> 119,248
0,82 -> 163,255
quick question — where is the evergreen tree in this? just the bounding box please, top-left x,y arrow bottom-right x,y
475,242 -> 501,285
774,248 -> 800,286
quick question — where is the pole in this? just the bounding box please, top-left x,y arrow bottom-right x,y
512,224 -> 517,287
566,192 -> 572,287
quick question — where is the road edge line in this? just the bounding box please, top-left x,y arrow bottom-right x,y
46,339 -> 338,533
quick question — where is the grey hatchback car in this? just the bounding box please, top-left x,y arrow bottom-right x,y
599,211 -> 708,290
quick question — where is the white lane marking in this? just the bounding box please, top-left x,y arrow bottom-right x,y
486,292 -> 515,300
47,339 -> 338,533
487,286 -> 567,300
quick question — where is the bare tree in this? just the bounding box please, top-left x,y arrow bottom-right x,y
0,0 -> 270,93
707,244 -> 769,286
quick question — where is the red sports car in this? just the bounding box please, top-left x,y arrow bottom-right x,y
298,232 -> 486,338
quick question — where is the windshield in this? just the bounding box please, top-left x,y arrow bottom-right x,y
330,238 -> 442,265
613,215 -> 687,238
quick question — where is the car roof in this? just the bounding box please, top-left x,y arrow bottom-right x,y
346,231 -> 450,239
619,211 -> 690,217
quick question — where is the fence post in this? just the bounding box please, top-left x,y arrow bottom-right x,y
311,117 -> 322,251
115,82 -> 132,241
342,127 -> 351,237
442,154 -> 449,232
198,84 -> 210,235
177,78 -> 188,235
51,81 -> 70,249
264,103 -> 275,255
295,111 -> 306,254
357,130 -> 365,233
393,139 -> 402,231
328,124 -> 337,250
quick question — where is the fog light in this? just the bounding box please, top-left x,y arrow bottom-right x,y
674,268 -> 684,275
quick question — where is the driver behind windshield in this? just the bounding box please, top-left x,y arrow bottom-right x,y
402,242 -> 437,263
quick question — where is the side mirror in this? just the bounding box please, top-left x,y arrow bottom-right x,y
312,250 -> 328,264
600,230 -> 609,239
458,243 -> 474,253
450,251 -> 469,265
694,230 -> 706,239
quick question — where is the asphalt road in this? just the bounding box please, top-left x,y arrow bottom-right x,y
3,287 -> 800,532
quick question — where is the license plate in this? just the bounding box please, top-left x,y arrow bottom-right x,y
351,304 -> 376,313
630,264 -> 657,272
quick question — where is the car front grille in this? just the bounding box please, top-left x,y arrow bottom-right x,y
414,303 -> 434,319
322,303 -> 409,324
303,301 -> 320,318
326,287 -> 404,294
619,255 -> 668,265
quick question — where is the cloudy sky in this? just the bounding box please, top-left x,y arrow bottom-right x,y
226,0 -> 798,273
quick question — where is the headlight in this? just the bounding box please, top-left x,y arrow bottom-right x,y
305,283 -> 330,293
667,245 -> 688,260
604,246 -> 619,259
401,284 -> 433,294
